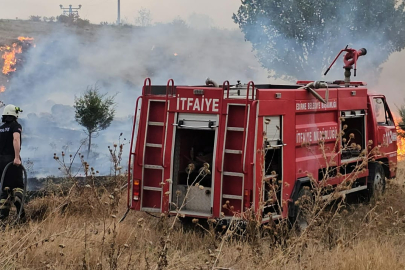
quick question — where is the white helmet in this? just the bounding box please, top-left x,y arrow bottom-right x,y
2,104 -> 22,118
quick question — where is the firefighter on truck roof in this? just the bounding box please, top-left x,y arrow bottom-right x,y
0,104 -> 24,221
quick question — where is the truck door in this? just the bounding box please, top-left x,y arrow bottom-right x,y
370,96 -> 397,160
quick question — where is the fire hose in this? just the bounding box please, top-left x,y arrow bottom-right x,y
0,162 -> 27,222
299,81 -> 329,104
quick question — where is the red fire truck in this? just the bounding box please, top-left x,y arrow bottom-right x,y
127,47 -> 397,222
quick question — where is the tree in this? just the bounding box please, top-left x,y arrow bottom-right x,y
74,85 -> 116,156
135,8 -> 152,27
233,0 -> 405,81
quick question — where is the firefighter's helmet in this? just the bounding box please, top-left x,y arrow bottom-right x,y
2,104 -> 22,118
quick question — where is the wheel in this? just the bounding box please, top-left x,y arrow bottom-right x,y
368,162 -> 386,199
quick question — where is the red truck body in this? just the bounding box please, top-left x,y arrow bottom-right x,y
127,77 -> 397,221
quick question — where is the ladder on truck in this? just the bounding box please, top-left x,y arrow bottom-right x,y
219,81 -> 255,216
128,78 -> 174,212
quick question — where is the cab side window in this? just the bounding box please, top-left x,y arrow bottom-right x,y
373,98 -> 394,126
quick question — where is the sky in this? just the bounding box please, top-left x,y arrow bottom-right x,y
0,0 -> 241,28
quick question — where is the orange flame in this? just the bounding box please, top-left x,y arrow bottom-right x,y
398,138 -> 405,161
0,86 -> 5,92
1,43 -> 21,74
394,117 -> 405,160
17,37 -> 34,42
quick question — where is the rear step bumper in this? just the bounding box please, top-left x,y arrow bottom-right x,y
167,210 -> 282,223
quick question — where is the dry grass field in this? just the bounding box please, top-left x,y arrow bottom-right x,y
0,20 -> 56,45
0,161 -> 402,270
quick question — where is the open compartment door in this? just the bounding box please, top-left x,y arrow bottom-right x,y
170,113 -> 218,216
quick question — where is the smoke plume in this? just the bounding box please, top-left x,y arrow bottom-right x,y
3,21 -> 270,178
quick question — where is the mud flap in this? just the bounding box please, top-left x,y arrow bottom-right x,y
288,177 -> 311,219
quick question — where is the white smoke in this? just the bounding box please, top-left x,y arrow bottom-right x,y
372,51 -> 405,112
4,21 -> 271,178
8,14 -> 403,182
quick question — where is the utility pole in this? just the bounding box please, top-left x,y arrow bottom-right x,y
117,0 -> 121,25
60,4 -> 82,16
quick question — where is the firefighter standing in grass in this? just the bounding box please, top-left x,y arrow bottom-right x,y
0,104 -> 24,221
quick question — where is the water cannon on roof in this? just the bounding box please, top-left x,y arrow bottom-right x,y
324,46 -> 367,87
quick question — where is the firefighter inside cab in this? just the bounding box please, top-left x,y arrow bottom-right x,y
0,104 -> 24,221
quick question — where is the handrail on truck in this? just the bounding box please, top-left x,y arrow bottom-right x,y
143,77 -> 152,95
241,81 -> 255,174
161,79 -> 174,168
223,80 -> 230,99
215,80 -> 230,173
128,78 -> 147,206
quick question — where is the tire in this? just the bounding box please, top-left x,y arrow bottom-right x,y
368,162 -> 386,199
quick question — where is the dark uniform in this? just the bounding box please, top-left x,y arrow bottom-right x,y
0,120 -> 24,220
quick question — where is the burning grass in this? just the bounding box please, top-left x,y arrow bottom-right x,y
395,115 -> 405,160
0,37 -> 33,75
0,161 -> 403,269
0,35 -> 35,92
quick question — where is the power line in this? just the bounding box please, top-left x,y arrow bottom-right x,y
60,4 -> 82,16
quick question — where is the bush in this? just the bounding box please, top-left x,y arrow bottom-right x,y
57,15 -> 74,24
76,18 -> 90,28
29,15 -> 42,22
56,14 -> 90,28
